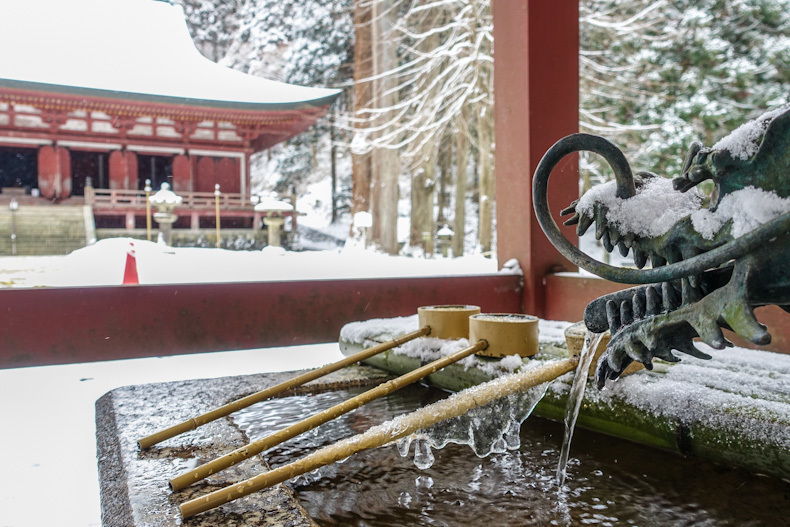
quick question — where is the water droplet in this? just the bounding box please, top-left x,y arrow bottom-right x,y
413,440 -> 435,470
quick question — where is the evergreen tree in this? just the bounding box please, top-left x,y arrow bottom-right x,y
580,0 -> 790,185
176,0 -> 242,62
177,0 -> 354,216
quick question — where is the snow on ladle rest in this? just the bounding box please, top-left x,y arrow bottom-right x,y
538,104 -> 790,388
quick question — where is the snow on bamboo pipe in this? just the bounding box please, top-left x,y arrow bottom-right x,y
137,325 -> 431,450
179,354 -> 579,519
171,338 -> 488,491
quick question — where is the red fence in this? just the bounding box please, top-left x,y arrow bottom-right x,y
88,188 -> 256,211
0,274 -> 523,369
2,271 -> 787,369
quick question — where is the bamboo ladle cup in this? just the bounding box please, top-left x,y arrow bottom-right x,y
179,354 -> 578,519
170,338 -> 488,491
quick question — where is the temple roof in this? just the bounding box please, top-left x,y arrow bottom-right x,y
0,0 -> 341,112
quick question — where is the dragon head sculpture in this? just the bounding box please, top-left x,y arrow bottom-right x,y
532,106 -> 790,389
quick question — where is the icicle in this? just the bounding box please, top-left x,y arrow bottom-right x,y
413,439 -> 435,470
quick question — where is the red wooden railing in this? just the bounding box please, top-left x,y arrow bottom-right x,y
0,275 -> 524,368
87,188 -> 258,211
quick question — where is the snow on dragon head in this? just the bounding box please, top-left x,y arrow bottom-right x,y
532,105 -> 790,388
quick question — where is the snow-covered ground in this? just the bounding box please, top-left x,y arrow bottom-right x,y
0,237 -> 499,289
0,343 -> 346,527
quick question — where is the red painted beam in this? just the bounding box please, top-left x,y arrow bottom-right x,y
493,1 -> 579,317
0,274 -> 523,369
544,273 -> 625,323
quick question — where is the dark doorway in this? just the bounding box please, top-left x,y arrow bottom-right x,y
0,146 -> 37,190
71,151 -> 110,195
138,154 -> 173,190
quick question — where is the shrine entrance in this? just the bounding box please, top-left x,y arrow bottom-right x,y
71,151 -> 110,196
0,146 -> 37,191
137,154 -> 173,191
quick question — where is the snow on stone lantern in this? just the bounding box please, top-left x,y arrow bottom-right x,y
437,224 -> 454,257
149,182 -> 182,246
353,210 -> 373,247
254,197 -> 294,248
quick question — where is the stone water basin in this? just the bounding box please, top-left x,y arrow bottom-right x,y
234,384 -> 790,526
98,317 -> 790,525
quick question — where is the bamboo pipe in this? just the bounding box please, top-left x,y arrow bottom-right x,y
180,355 -> 578,519
171,338 -> 488,491
138,325 -> 431,450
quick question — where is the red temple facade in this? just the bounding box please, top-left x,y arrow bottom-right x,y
0,0 -> 339,231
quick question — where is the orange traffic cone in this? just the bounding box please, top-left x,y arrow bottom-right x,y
123,242 -> 139,285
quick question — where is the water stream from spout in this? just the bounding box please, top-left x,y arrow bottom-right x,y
556,330 -> 604,487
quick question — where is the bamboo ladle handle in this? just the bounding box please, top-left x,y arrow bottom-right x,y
138,326 -> 431,449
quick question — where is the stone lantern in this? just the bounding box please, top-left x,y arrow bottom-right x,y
149,182 -> 182,245
437,224 -> 454,257
254,197 -> 294,248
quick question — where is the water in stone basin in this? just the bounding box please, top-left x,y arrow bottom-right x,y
234,385 -> 790,526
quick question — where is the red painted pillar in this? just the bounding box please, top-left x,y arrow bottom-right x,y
37,146 -> 72,199
493,0 -> 579,317
109,150 -> 138,190
172,154 -> 192,193
58,147 -> 71,198
217,157 -> 239,193
37,146 -> 58,199
196,156 -> 216,192
126,151 -> 139,189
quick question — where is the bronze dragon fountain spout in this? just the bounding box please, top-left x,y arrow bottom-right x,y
532,106 -> 790,389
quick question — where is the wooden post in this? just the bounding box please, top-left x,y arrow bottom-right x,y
493,0 -> 580,317
145,179 -> 152,241
214,184 -> 221,248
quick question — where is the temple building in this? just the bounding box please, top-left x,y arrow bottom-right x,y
0,0 -> 338,243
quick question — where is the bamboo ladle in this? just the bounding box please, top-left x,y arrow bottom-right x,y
170,338 -> 488,491
137,325 -> 431,450
179,355 -> 579,519
139,305 -> 480,450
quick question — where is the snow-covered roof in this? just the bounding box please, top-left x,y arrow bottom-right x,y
0,0 -> 340,111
